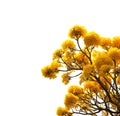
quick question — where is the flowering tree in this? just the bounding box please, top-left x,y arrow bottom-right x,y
41,25 -> 120,116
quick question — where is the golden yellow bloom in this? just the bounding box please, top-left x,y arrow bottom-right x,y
99,65 -> 112,76
74,52 -> 89,66
84,80 -> 101,92
91,50 -> 101,63
51,61 -> 61,70
84,32 -> 100,47
64,93 -> 79,108
61,73 -> 70,85
112,36 -> 120,48
62,51 -> 77,69
63,50 -> 75,61
68,85 -> 83,96
83,64 -> 94,77
41,65 -> 57,79
52,49 -> 64,59
56,107 -> 72,116
61,39 -> 76,50
41,61 -> 61,79
95,53 -> 113,70
68,25 -> 87,39
108,47 -> 120,61
100,37 -> 111,49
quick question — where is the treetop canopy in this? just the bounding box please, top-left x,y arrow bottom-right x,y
41,25 -> 120,116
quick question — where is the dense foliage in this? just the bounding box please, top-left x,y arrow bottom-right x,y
41,25 -> 120,116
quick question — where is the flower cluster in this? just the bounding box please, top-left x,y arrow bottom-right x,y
68,25 -> 87,39
64,93 -> 79,109
41,24 -> 120,116
84,80 -> 101,92
84,32 -> 100,47
112,36 -> 120,48
56,107 -> 72,116
41,61 -> 61,79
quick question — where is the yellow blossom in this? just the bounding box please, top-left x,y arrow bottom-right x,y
63,50 -> 75,60
51,61 -> 61,70
100,37 -> 111,49
62,51 -> 75,68
84,32 -> 100,47
91,50 -> 101,63
61,39 -> 76,50
68,25 -> 87,39
41,61 -> 61,79
112,36 -> 120,48
95,53 -> 113,70
56,107 -> 72,116
108,47 -> 120,61
68,85 -> 83,96
64,93 -> 79,108
41,65 -> 57,79
74,52 -> 89,66
61,58 -> 73,68
84,80 -> 101,92
99,65 -> 112,76
52,49 -> 64,59
83,64 -> 94,77
61,73 -> 70,85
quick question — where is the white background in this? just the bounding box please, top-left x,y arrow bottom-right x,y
0,0 -> 120,116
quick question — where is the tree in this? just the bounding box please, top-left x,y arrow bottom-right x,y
41,25 -> 120,116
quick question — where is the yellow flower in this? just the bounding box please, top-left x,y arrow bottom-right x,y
68,25 -> 87,39
74,52 -> 89,66
91,50 -> 101,63
41,65 -> 57,79
62,54 -> 74,68
64,93 -> 79,108
68,85 -> 83,96
63,51 -> 75,60
61,73 -> 70,85
84,32 -> 100,47
99,65 -> 112,76
95,53 -> 113,70
83,64 -> 94,77
108,47 -> 120,61
50,61 -> 61,72
61,39 -> 76,50
56,107 -> 72,116
100,37 -> 111,49
84,80 -> 101,92
52,49 -> 64,59
41,61 -> 61,79
112,36 -> 120,48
